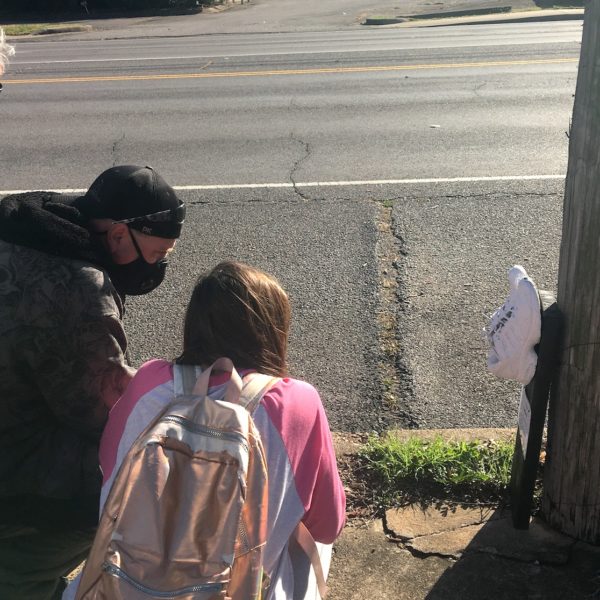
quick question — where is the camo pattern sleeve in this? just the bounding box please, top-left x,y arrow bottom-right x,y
0,241 -> 134,498
16,253 -> 133,434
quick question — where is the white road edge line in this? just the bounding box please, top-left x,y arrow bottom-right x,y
10,39 -> 580,64
0,174 -> 565,196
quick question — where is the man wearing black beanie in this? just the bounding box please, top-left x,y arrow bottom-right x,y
0,165 -> 186,599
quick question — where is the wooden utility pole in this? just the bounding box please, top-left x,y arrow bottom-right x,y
543,0 -> 600,543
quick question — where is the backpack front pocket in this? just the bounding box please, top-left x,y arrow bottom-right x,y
102,562 -> 226,599
106,431 -> 247,591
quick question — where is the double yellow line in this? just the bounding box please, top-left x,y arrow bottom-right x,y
6,57 -> 578,85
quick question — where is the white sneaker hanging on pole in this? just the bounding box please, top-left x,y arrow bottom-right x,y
485,265 -> 542,386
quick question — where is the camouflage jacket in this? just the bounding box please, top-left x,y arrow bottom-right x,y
0,193 -> 132,528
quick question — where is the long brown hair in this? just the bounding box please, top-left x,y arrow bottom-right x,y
177,261 -> 291,377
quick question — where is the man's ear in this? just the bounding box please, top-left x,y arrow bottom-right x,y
105,223 -> 129,255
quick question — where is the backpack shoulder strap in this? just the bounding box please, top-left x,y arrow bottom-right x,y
292,521 -> 328,598
173,363 -> 202,398
239,374 -> 280,414
174,364 -> 277,411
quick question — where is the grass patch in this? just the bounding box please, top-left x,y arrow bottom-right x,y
2,23 -> 91,36
2,23 -> 52,35
362,435 -> 513,492
342,435 -> 517,517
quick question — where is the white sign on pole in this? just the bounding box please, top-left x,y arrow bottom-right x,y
518,387 -> 532,460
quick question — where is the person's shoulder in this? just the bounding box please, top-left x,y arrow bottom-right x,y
137,358 -> 172,377
74,261 -> 112,288
66,262 -> 123,317
124,359 -> 173,400
4,244 -> 120,321
134,359 -> 173,384
275,377 -> 319,396
261,377 -> 323,420
12,242 -> 109,294
270,377 -> 320,399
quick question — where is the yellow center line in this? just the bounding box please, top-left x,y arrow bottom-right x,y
5,57 -> 578,85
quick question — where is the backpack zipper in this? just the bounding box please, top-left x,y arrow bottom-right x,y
162,415 -> 249,452
102,563 -> 223,597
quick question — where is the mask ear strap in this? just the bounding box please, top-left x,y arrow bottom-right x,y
127,226 -> 146,262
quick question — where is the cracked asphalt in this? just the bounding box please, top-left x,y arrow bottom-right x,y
391,179 -> 563,428
122,178 -> 563,432
289,135 -> 312,200
1,26 -> 579,190
1,24 -> 575,432
124,188 -> 386,432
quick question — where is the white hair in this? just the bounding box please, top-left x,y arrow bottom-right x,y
0,28 -> 15,77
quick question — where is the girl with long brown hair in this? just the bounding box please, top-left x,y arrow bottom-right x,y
66,261 -> 345,600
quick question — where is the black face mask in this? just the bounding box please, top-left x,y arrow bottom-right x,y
107,228 -> 168,296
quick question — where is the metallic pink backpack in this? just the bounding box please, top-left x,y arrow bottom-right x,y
75,358 -> 275,600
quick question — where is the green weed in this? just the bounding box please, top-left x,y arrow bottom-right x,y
2,23 -> 92,36
2,24 -> 52,36
357,435 -> 514,505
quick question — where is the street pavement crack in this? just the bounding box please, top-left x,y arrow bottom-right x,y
374,203 -> 418,429
289,134 -> 312,200
382,514 -> 455,560
395,540 -> 457,561
111,133 -> 126,167
474,83 -> 486,97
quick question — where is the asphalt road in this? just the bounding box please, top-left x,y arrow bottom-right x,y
123,188 -> 384,432
120,178 -> 563,432
2,22 -> 580,190
0,21 -> 578,431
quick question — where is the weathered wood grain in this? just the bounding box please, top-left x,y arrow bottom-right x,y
543,0 -> 600,543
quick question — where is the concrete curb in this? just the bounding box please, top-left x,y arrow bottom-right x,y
364,8 -> 584,28
363,5 -> 512,25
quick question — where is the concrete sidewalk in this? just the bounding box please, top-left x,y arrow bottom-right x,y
2,0 -> 585,40
327,430 -> 600,599
328,507 -> 600,599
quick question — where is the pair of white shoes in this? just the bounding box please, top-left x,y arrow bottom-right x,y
485,265 -> 542,386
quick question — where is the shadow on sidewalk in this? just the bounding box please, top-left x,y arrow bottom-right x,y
424,509 -> 600,600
